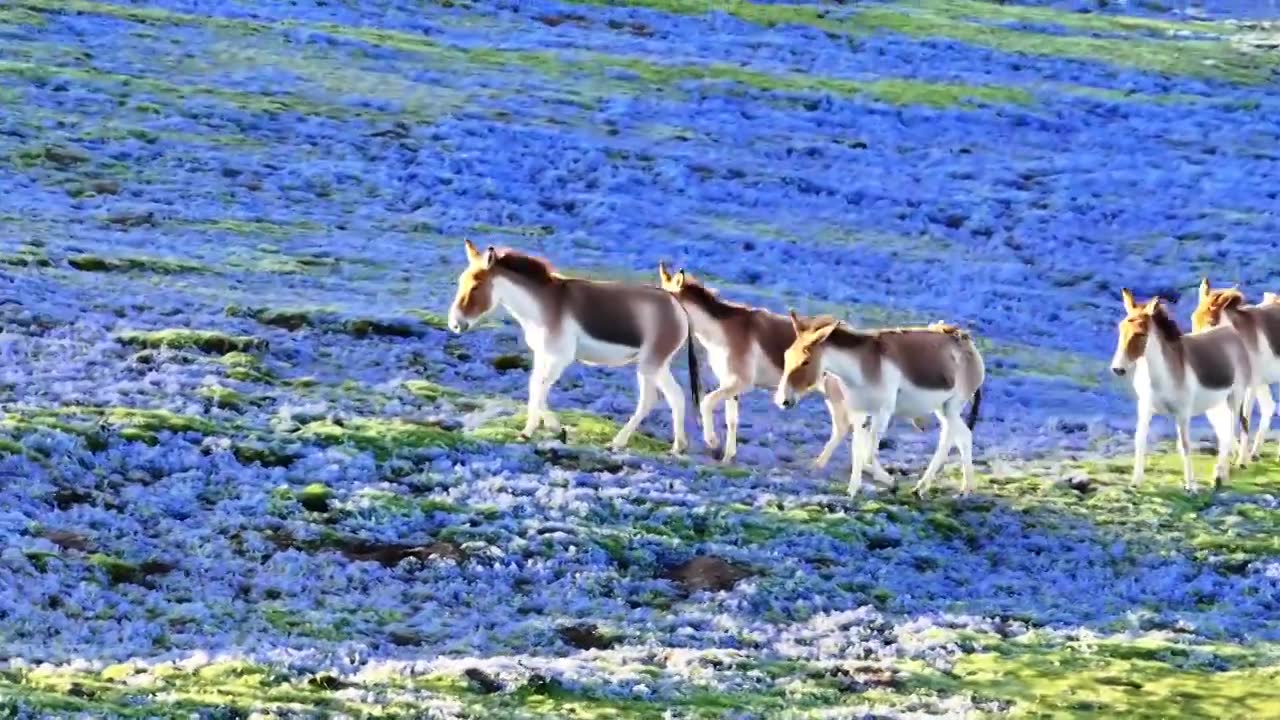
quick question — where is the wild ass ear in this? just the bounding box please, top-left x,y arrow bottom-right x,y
1142,297 -> 1161,315
1199,277 -> 1211,300
464,238 -> 483,264
789,309 -> 805,334
1121,288 -> 1137,313
658,262 -> 673,285
673,269 -> 687,291
482,246 -> 498,270
808,322 -> 838,345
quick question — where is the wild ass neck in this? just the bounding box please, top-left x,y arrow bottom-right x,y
1139,328 -> 1183,394
492,274 -> 549,333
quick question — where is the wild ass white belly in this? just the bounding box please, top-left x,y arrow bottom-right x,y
893,382 -> 953,417
1253,352 -> 1280,384
574,328 -> 640,367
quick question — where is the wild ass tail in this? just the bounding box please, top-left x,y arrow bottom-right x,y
965,387 -> 982,431
686,324 -> 702,427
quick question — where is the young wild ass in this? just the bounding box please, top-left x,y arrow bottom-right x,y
773,312 -> 985,497
1191,278 -> 1280,459
447,240 -> 700,453
658,264 -> 891,476
1110,288 -> 1252,491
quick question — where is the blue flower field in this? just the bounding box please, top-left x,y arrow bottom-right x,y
2,0 -> 1280,717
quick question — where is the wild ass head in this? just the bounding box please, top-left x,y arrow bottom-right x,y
1110,288 -> 1166,377
447,239 -> 499,333
1191,277 -> 1247,332
775,310 -> 838,409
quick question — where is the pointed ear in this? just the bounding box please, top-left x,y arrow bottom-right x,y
464,238 -> 483,264
658,262 -> 672,285
673,269 -> 686,291
1199,277 -> 1211,300
1142,297 -> 1161,315
482,246 -> 498,270
789,309 -> 804,334
1121,288 -> 1136,313
810,322 -> 838,344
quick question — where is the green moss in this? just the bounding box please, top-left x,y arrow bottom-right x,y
249,307 -> 316,331
178,218 -> 320,237
197,383 -> 247,410
950,641 -> 1280,717
87,554 -> 142,585
408,309 -> 450,331
218,351 -> 275,383
344,318 -> 419,338
67,254 -> 206,274
469,411 -> 667,454
117,329 -> 266,355
403,380 -> 461,402
294,417 -> 466,459
298,483 -> 333,512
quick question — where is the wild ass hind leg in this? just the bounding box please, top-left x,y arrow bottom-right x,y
912,410 -> 954,498
1235,387 -> 1253,469
722,391 -> 744,463
814,378 -> 850,470
1250,384 -> 1274,461
1174,414 -> 1196,493
654,365 -> 690,455
611,370 -> 658,452
866,410 -> 895,490
952,408 -> 976,496
1131,399 -> 1153,487
698,384 -> 733,454
1205,402 -> 1237,491
847,415 -> 873,497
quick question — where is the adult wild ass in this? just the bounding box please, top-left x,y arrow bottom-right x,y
1191,278 -> 1280,459
658,264 -> 890,476
1111,288 -> 1252,491
774,312 -> 985,497
447,240 -> 699,454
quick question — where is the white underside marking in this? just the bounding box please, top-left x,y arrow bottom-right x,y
575,331 -> 640,367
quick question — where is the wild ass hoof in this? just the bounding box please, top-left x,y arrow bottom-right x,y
703,433 -> 720,451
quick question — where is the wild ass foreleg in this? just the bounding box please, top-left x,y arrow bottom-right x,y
611,371 -> 658,452
1175,414 -> 1195,493
654,366 -> 690,455
722,393 -> 741,462
520,351 -> 571,439
698,385 -> 733,451
912,410 -> 954,497
847,419 -> 872,497
814,394 -> 851,470
1250,384 -> 1275,460
1205,402 -> 1236,490
1130,399 -> 1153,486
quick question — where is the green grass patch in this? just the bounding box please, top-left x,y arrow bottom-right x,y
293,417 -> 466,459
67,254 -> 206,275
950,639 -> 1280,718
469,411 -> 669,453
219,351 -> 275,383
403,380 -> 461,402
117,329 -> 266,355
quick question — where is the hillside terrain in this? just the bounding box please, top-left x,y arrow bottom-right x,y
2,0 -> 1280,717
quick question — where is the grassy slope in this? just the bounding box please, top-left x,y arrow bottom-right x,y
2,0 -> 1279,717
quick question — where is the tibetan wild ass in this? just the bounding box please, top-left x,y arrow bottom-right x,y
658,264 -> 892,477
1111,288 -> 1252,491
1192,278 -> 1280,459
774,312 -> 985,497
448,240 -> 700,453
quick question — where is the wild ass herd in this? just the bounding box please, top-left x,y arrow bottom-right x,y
447,240 -> 1280,497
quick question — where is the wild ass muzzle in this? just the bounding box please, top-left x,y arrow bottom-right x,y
1111,288 -> 1252,492
774,312 -> 985,497
447,240 -> 698,454
1192,278 -> 1280,459
658,264 -> 891,478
